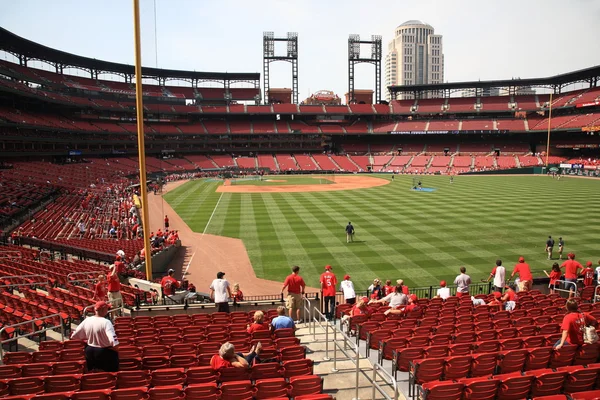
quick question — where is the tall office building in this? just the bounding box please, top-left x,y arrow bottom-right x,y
385,20 -> 444,101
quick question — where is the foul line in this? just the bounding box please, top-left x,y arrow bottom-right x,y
183,192 -> 224,278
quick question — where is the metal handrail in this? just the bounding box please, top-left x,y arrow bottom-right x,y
302,296 -> 312,336
0,312 -> 67,361
372,363 -> 400,400
555,279 -> 578,297
595,285 -> 600,303
67,271 -> 106,284
0,274 -> 50,289
82,298 -> 124,319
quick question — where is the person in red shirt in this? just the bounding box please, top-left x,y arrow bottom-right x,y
383,280 -> 395,296
320,265 -> 338,320
501,284 -> 518,309
582,261 -> 595,288
114,256 -> 126,284
247,310 -> 269,334
232,283 -> 243,303
210,341 -> 263,369
93,274 -> 107,301
555,299 -> 597,349
161,269 -> 180,297
511,256 -> 533,292
544,263 -> 562,294
396,279 -> 410,295
281,266 -> 306,323
107,265 -> 122,313
561,253 -> 583,298
350,297 -> 370,317
164,215 -> 169,230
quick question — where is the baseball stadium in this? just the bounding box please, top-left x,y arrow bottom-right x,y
1,2 -> 600,399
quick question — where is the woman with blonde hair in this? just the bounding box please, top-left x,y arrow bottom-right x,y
232,283 -> 244,302
247,310 -> 269,334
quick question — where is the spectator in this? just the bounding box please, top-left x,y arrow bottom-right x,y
70,301 -> 119,372
341,296 -> 370,330
511,256 -> 533,292
454,267 -> 471,297
485,259 -> 506,292
93,275 -> 107,301
161,269 -> 180,297
436,280 -> 450,300
78,220 -> 86,238
320,265 -> 337,320
488,292 -> 503,307
247,311 -> 269,334
396,279 -> 410,295
544,263 -> 562,294
340,274 -> 356,305
132,251 -> 141,267
232,283 -> 244,303
271,306 -> 296,330
596,259 -> 600,284
368,279 -> 383,300
582,261 -> 595,288
555,299 -> 598,349
107,265 -> 122,310
210,271 -> 232,313
370,285 -> 407,309
383,280 -> 394,296
114,256 -> 127,284
210,341 -> 263,369
164,215 -> 169,230
281,266 -> 306,324
561,253 -> 583,298
502,284 -> 518,311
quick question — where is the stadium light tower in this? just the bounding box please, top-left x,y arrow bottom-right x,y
263,31 -> 299,104
348,34 -> 382,104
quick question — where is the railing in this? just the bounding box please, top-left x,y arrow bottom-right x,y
0,251 -> 21,259
372,363 -> 399,400
82,298 -> 124,320
66,271 -> 105,284
302,296 -> 312,336
0,312 -> 67,361
555,279 -> 578,297
0,274 -> 50,289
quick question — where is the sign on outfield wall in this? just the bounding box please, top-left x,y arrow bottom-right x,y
390,130 -> 508,135
582,126 -> 600,132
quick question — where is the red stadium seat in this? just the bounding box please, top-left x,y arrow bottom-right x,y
254,378 -> 290,399
459,377 -> 500,400
219,380 -> 253,400
526,369 -> 568,398
185,367 -> 218,385
289,375 -> 323,398
148,385 -> 185,400
559,365 -> 600,393
70,389 -> 112,400
80,373 -> 117,391
110,387 -> 149,400
419,381 -> 464,400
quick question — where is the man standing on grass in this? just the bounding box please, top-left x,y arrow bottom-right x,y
320,265 -> 337,320
558,237 -> 565,260
281,266 -> 306,324
345,222 -> 355,243
546,236 -> 555,260
210,271 -> 232,313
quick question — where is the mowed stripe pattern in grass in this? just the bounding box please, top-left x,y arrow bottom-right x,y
164,175 -> 600,290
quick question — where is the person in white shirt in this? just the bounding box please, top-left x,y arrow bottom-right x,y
70,301 -> 119,372
436,280 -> 450,300
340,274 -> 356,304
369,285 -> 407,308
484,259 -> 506,292
210,271 -> 232,313
454,267 -> 471,297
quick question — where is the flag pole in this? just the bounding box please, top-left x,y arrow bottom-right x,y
545,92 -> 553,167
133,0 -> 153,281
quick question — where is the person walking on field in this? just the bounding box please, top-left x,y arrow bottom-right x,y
546,236 -> 555,260
345,222 -> 355,243
320,265 -> 338,320
281,266 -> 306,324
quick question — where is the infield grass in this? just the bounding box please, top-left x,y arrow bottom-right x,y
163,174 -> 600,290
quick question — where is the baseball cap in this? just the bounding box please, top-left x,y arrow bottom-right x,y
325,265 -> 332,270
568,252 -> 576,259
94,301 -> 110,311
344,274 -> 350,280
518,256 -> 525,262
168,269 -> 175,274
361,296 -> 369,303
115,255 -> 121,261
440,280 -> 446,287
217,271 -> 225,279
409,294 -> 417,302
587,261 -> 593,267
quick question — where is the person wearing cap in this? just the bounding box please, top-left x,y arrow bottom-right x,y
161,269 -> 180,297
487,292 -> 503,308
107,265 -> 122,311
454,267 -> 471,297
511,257 -> 533,292
70,301 -> 119,372
436,280 -> 450,300
545,236 -> 555,260
210,271 -> 232,313
281,266 -> 306,324
340,274 -> 356,305
345,222 -> 355,243
320,265 -> 338,320
370,285 -> 407,309
582,261 -> 595,288
558,237 -> 565,260
484,259 -> 506,293
561,253 -> 583,298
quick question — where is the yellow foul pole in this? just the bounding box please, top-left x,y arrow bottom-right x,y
545,92 -> 553,167
133,0 -> 153,281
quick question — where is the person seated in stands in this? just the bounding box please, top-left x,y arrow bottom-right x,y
436,280 -> 450,300
232,283 -> 244,303
161,269 -> 180,297
271,306 -> 296,330
369,285 -> 407,309
109,226 -> 117,238
555,299 -> 598,349
247,310 -> 269,334
487,292 -> 503,308
502,284 -> 518,311
385,294 -> 419,316
210,341 -> 263,369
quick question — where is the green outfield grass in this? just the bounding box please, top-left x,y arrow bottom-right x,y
230,176 -> 334,186
163,174 -> 600,290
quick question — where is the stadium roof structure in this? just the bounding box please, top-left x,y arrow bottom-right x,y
388,65 -> 600,98
0,27 -> 260,83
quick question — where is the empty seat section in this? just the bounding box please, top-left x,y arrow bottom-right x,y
343,143 -> 368,154
480,96 -> 511,111
246,105 -> 274,114
187,155 -> 217,169
416,99 -> 444,114
427,120 -> 459,131
312,155 -> 341,171
252,122 -> 276,133
257,155 -> 278,171
211,155 -> 235,168
202,121 -> 227,133
294,155 -> 318,170
496,156 -> 517,169
447,98 -> 476,112
373,122 -> 397,133
372,156 -> 393,172
275,155 -> 299,171
228,121 -> 251,134
461,119 -> 495,130
324,105 -> 350,114
350,104 -> 375,114
349,156 -> 370,171
235,157 -> 256,169
344,121 -> 369,133
395,120 -> 427,132
331,156 -> 359,172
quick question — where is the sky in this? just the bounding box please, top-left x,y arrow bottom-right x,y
1,0 -> 600,101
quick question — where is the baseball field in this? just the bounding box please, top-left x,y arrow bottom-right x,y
163,174 -> 600,290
